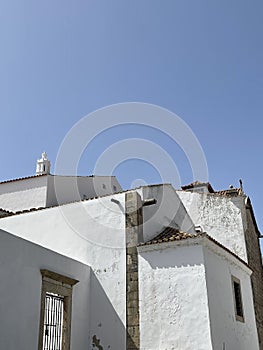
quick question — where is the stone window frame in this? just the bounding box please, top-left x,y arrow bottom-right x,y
231,275 -> 245,323
38,269 -> 79,350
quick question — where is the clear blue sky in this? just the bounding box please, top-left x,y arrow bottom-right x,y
0,1 -> 262,235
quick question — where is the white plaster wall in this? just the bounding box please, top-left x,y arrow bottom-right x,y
47,175 -> 122,207
0,175 -> 122,212
0,176 -> 48,212
137,185 -> 195,242
177,191 -> 247,261
0,193 -> 126,349
0,229 -> 90,350
138,242 -> 213,350
203,243 -> 259,350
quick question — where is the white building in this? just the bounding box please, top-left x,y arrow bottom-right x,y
0,155 -> 262,350
0,152 -> 122,213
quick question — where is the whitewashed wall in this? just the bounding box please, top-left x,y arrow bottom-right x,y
0,193 -> 126,349
138,237 -> 259,350
0,176 -> 48,212
137,184 -> 195,242
203,242 -> 259,350
0,229 -> 90,350
138,242 -> 213,350
47,175 -> 122,207
177,191 -> 247,261
0,175 -> 122,213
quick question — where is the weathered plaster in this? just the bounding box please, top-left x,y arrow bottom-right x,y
0,192 -> 127,349
92,335 -> 104,350
203,242 -> 259,350
177,191 -> 247,261
0,175 -> 48,212
138,242 -> 213,350
138,237 -> 259,350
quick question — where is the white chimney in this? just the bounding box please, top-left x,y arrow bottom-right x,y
36,152 -> 51,175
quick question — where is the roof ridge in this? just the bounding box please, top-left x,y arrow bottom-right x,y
0,208 -> 14,214
214,188 -> 243,196
0,173 -> 120,185
0,173 -> 48,185
138,226 -> 202,246
138,227 -> 250,270
0,187 -> 137,219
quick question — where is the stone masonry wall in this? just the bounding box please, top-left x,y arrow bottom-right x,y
243,201 -> 263,350
125,192 -> 143,350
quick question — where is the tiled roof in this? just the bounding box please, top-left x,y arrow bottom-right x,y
0,174 -> 47,185
0,188 -> 133,219
138,226 -> 202,246
181,181 -> 244,197
0,183 -> 170,220
0,208 -> 13,213
12,207 -> 45,215
181,181 -> 214,193
214,188 -> 243,196
0,174 -> 121,186
0,208 -> 14,218
138,226 -> 250,269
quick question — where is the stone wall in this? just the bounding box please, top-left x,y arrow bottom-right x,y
125,192 -> 143,350
243,199 -> 263,349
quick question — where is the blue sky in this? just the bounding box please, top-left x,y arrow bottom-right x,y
0,1 -> 262,234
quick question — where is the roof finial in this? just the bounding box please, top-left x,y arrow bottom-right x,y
239,179 -> 243,192
41,152 -> 48,160
36,152 -> 51,175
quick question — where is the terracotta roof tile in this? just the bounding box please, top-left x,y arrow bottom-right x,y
181,181 -> 244,197
138,226 -> 202,246
0,208 -> 14,218
138,226 -> 250,270
181,181 -> 214,193
0,174 -> 47,185
0,173 -> 122,186
0,188 -> 133,219
214,188 -> 243,196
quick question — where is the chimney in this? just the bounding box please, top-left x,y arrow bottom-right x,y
36,152 -> 51,175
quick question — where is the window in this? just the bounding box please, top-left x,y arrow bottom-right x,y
38,270 -> 78,350
43,293 -> 64,349
232,276 -> 244,322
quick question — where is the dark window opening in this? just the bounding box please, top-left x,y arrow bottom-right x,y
232,276 -> 244,322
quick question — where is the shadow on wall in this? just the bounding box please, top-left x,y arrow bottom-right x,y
0,228 -> 91,350
0,229 -> 138,349
141,185 -> 196,242
0,175 -> 47,195
139,244 -> 204,270
89,270 -> 138,350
